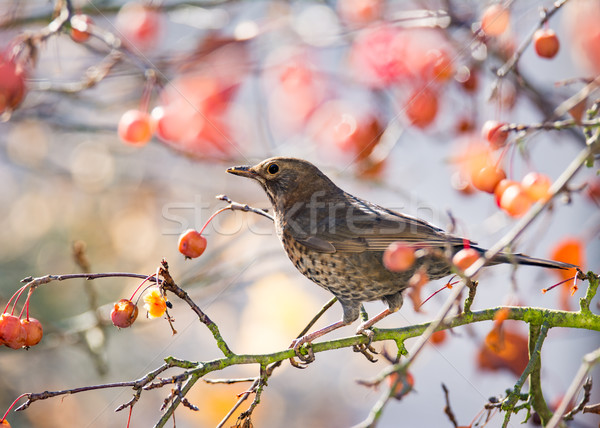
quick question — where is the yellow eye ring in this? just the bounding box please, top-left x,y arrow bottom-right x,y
267,163 -> 279,174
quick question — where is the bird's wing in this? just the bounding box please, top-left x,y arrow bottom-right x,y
292,194 -> 476,253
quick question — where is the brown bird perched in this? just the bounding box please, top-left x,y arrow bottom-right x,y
227,157 -> 574,354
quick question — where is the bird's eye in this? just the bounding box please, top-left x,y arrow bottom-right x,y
267,163 -> 279,175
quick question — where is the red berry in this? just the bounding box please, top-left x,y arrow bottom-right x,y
118,109 -> 154,145
499,183 -> 533,217
116,2 -> 163,50
178,229 -> 208,259
21,318 -> 43,347
0,54 -> 27,115
533,28 -> 560,59
521,172 -> 551,202
471,164 -> 506,194
585,177 -> 600,205
70,14 -> 94,43
452,248 -> 481,271
111,299 -> 139,328
481,4 -> 510,36
405,87 -> 438,128
383,243 -> 416,272
0,314 -> 27,349
482,120 -> 509,149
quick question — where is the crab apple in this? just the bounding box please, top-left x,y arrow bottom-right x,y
533,28 -> 560,59
405,87 -> 438,128
118,109 -> 154,145
451,171 -> 476,195
521,172 -> 551,202
70,14 -> 94,43
111,299 -> 139,328
494,179 -> 517,206
499,183 -> 533,217
482,120 -> 509,149
427,49 -> 454,82
481,4 -> 510,36
383,243 -> 416,272
0,314 -> 26,349
178,229 -> 207,259
337,0 -> 382,25
349,24 -> 405,87
115,2 -> 163,50
471,164 -> 506,193
388,371 -> 414,400
21,318 -> 43,347
430,330 -> 447,345
459,68 -> 479,92
452,248 -> 481,271
585,177 -> 600,205
550,237 -> 585,282
0,54 -> 27,115
308,100 -> 382,161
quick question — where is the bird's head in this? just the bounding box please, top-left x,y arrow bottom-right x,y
227,157 -> 338,211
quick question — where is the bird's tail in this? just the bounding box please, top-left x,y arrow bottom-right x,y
489,252 -> 576,270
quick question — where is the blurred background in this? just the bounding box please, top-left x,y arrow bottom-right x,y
0,0 -> 599,426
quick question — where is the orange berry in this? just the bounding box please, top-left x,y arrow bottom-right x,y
405,87 -> 438,128
178,229 -> 207,259
499,183 -> 533,217
550,237 -> 585,281
118,109 -> 154,145
0,419 -> 11,427
383,242 -> 416,272
20,318 -> 43,347
481,4 -> 510,36
482,120 -> 509,149
521,172 -> 551,202
111,299 -> 139,328
430,330 -> 447,345
70,14 -> 94,43
533,28 -> 560,59
387,371 -> 414,400
471,164 -> 506,193
0,314 -> 26,349
494,179 -> 518,206
452,248 -> 481,271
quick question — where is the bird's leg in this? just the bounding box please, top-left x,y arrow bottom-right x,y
356,307 -> 396,334
289,320 -> 349,367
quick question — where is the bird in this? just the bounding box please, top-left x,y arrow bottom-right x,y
227,157 -> 574,355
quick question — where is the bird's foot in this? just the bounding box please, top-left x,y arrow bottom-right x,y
288,337 -> 315,368
353,327 -> 378,363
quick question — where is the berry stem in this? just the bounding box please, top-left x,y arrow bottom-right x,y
541,275 -> 576,294
1,393 -> 29,422
128,274 -> 159,302
2,284 -> 29,315
198,206 -> 232,235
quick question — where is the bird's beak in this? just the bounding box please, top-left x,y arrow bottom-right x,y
227,165 -> 257,178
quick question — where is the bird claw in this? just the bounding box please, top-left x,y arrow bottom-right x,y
353,327 -> 378,362
289,338 -> 315,368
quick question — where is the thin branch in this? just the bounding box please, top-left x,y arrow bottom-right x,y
496,0 -> 570,79
546,347 -> 600,428
528,324 -> 552,425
